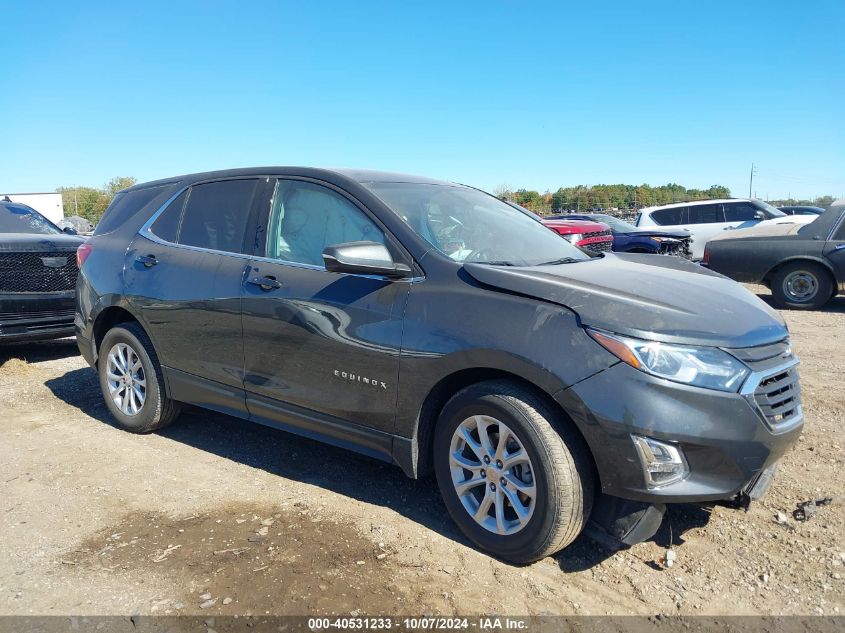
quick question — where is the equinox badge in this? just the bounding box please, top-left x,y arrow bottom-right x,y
333,369 -> 388,390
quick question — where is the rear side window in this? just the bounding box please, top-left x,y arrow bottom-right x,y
833,214 -> 845,241
150,190 -> 187,242
723,202 -> 758,222
94,185 -> 170,235
687,204 -> 724,224
651,207 -> 686,225
177,179 -> 259,254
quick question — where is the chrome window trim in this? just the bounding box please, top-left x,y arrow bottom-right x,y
137,179 -> 422,281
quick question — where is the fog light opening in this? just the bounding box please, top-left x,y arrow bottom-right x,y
632,435 -> 689,489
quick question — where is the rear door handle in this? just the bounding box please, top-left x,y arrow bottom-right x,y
136,254 -> 158,267
247,275 -> 283,291
834,244 -> 845,251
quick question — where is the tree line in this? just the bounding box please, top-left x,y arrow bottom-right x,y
496,183 -> 733,214
56,176 -> 137,223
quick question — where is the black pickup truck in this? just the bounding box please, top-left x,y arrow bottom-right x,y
704,200 -> 845,310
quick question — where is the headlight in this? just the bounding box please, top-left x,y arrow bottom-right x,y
587,329 -> 750,392
563,233 -> 583,243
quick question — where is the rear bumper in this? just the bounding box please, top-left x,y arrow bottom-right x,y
0,292 -> 76,342
556,362 -> 802,503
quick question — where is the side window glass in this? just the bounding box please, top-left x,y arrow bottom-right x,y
94,184 -> 170,235
724,203 -> 758,222
178,179 -> 258,254
688,204 -> 724,224
150,190 -> 187,242
652,207 -> 684,225
267,180 -> 385,267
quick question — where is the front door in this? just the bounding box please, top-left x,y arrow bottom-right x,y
241,178 -> 410,434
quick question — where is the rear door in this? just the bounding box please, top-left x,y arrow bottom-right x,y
126,178 -> 268,414
240,178 -> 411,434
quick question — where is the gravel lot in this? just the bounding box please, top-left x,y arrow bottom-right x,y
1,287 -> 843,617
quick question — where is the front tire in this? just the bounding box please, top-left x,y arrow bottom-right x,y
98,323 -> 181,433
770,262 -> 833,310
433,381 -> 594,564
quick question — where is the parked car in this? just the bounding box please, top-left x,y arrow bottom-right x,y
777,206 -> 825,216
0,199 -> 84,342
76,168 -> 802,563
704,199 -> 845,310
551,213 -> 691,257
636,199 -> 816,260
539,217 -> 614,254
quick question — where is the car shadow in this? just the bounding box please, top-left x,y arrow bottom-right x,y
44,366 -> 464,551
44,366 -> 712,572
756,292 -> 845,314
0,337 -> 80,366
554,503 -> 713,572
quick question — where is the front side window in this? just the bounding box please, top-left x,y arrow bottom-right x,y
0,203 -> 61,234
651,207 -> 686,226
266,180 -> 385,267
724,202 -> 759,222
687,204 -> 724,224
177,179 -> 258,254
366,182 -> 588,266
752,200 -> 786,219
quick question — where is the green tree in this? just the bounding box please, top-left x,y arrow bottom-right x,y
56,176 -> 138,225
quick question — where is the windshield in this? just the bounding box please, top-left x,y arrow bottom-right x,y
591,214 -> 637,232
0,203 -> 61,234
752,200 -> 786,218
366,183 -> 589,266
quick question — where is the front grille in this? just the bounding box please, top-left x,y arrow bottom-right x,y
728,339 -> 802,429
0,251 -> 79,293
581,230 -> 613,253
754,367 -> 801,426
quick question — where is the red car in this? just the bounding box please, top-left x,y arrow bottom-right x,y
540,217 -> 614,254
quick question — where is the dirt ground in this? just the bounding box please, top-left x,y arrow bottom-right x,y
0,287 -> 843,617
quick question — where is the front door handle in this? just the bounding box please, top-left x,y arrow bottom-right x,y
247,275 -> 283,291
136,254 -> 158,267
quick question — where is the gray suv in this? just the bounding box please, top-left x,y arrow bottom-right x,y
75,168 -> 802,563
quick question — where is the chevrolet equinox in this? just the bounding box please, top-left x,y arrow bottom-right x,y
75,168 -> 803,563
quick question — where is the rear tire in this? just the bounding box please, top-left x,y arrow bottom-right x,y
98,323 -> 181,433
770,262 -> 833,310
433,380 -> 593,564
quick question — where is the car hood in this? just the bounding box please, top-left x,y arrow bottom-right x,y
541,219 -> 609,234
709,223 -> 803,241
0,232 -> 85,252
620,228 -> 691,239
464,253 -> 787,348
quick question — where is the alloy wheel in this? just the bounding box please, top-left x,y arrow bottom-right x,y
448,415 -> 536,535
105,342 -> 147,416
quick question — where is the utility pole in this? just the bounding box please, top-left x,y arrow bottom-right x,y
749,163 -> 756,199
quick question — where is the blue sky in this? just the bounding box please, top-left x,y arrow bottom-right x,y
1,1 -> 843,200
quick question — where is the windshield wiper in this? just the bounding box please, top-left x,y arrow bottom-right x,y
536,257 -> 582,266
470,260 -> 515,266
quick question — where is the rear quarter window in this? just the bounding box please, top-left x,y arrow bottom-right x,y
94,184 -> 173,235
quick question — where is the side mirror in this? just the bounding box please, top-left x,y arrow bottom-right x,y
62,226 -> 78,235
322,241 -> 412,279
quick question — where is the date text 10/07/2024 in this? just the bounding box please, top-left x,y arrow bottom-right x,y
307,617 -> 528,630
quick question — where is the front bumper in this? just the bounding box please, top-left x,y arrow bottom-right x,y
0,292 -> 76,342
555,361 -> 802,503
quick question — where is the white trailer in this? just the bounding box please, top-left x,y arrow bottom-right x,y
0,192 -> 64,224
